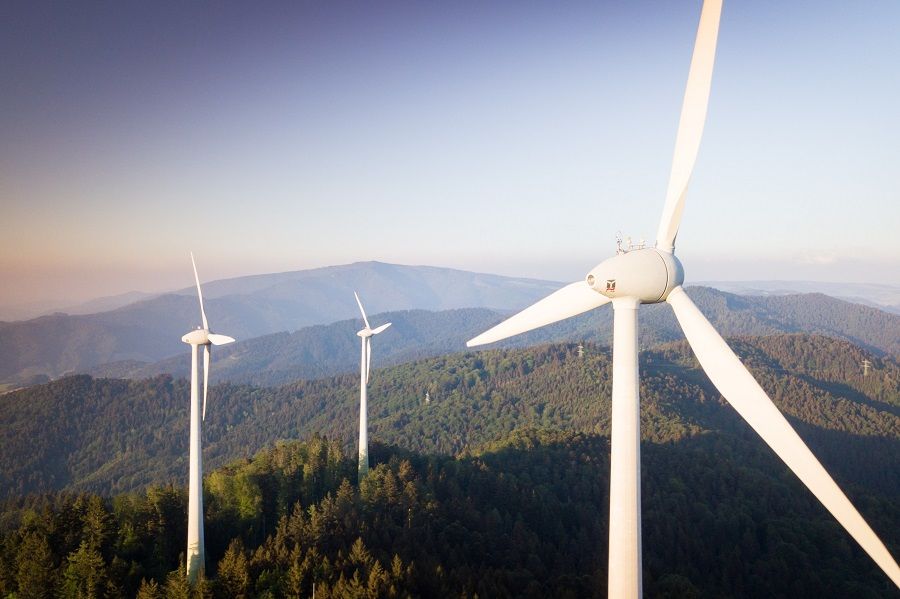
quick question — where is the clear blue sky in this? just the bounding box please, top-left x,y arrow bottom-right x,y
1,0 -> 898,308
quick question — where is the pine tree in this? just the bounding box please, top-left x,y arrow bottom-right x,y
15,532 -> 57,599
216,538 -> 250,598
61,540 -> 107,598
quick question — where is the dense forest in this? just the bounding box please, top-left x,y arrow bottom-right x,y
1,431 -> 897,597
1,334 -> 898,596
1,335 -> 897,499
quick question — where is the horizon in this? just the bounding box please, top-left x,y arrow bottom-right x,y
2,258 -> 899,322
2,0 -> 898,308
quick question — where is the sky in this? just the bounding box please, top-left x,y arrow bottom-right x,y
1,0 -> 898,312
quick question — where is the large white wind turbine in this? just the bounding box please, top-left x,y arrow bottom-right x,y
354,292 -> 391,481
181,253 -> 235,582
466,1 -> 900,595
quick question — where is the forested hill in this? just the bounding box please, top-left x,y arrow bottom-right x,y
1,334 -> 897,501
3,283 -> 899,390
1,431 -> 898,596
88,308 -> 504,386
84,287 -> 900,388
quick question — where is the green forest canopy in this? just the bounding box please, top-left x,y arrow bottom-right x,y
0,334 -> 898,597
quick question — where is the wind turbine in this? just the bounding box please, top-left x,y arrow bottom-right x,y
354,291 -> 391,481
181,253 -> 235,582
466,0 -> 900,595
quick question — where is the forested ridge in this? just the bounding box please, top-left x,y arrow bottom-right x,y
1,335 -> 897,499
1,334 -> 898,596
81,287 -> 900,389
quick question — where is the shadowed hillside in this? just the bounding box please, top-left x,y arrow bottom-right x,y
0,431 -> 897,597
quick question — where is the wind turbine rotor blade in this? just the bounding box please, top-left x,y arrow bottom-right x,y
208,333 -> 235,346
667,286 -> 900,586
202,345 -> 210,421
467,281 -> 610,347
655,0 -> 723,253
366,336 -> 371,384
370,322 -> 391,336
190,252 -> 209,330
353,291 -> 371,330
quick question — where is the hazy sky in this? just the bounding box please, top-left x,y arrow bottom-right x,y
2,0 -> 898,309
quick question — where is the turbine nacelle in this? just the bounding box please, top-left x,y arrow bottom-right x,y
585,248 -> 684,304
181,329 -> 236,346
357,323 -> 392,338
182,329 -> 210,345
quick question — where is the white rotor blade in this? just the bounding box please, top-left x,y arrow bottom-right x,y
366,336 -> 371,384
467,281 -> 610,347
354,291 -> 371,330
208,333 -> 235,346
370,322 -> 391,336
190,252 -> 209,330
667,286 -> 900,587
202,345 -> 210,421
655,0 -> 723,253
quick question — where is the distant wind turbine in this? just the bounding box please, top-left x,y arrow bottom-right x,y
181,253 -> 235,582
354,292 -> 391,481
466,0 -> 900,595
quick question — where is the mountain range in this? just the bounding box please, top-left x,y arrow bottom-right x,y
87,287 -> 900,388
2,262 -> 898,389
700,280 -> 900,315
0,262 -> 558,387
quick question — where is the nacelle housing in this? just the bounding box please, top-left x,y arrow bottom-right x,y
585,248 -> 684,304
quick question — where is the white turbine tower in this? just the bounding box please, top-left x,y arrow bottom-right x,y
354,291 -> 391,481
181,253 -> 235,582
467,0 -> 900,595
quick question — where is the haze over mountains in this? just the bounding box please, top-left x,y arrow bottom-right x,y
1,262 -> 899,388
85,288 -> 900,388
0,262 -> 558,386
6,271 -> 898,324
701,280 -> 900,315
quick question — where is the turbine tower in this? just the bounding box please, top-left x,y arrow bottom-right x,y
354,292 -> 391,481
181,253 -> 235,582
466,1 -> 900,594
